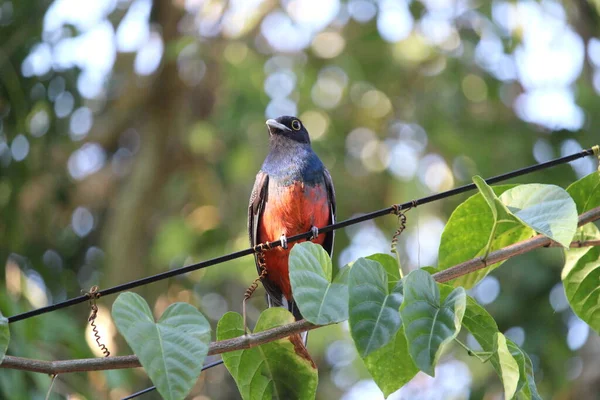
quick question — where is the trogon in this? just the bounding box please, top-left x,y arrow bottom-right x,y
248,115 -> 336,321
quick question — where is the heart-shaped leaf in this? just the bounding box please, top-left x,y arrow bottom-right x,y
0,311 -> 9,363
363,326 -> 418,397
217,309 -> 318,400
400,269 -> 466,376
353,255 -> 417,397
499,183 -> 578,247
349,257 -> 403,357
112,292 -> 211,400
289,242 -> 349,324
438,183 -> 533,288
563,172 -> 600,333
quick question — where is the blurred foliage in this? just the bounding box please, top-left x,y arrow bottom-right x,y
1,0 -> 600,399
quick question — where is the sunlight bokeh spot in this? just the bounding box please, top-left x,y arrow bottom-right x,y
68,143 -> 106,180
72,206 -> 94,237
312,31 -> 345,59
405,216 -> 445,267
462,74 -> 488,103
10,134 -> 29,162
299,110 -> 329,140
70,107 -> 93,141
567,316 -> 589,351
377,0 -> 413,43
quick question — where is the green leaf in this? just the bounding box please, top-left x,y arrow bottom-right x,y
566,172 -> 600,214
517,350 -> 542,400
506,340 -> 542,400
0,312 -> 9,363
348,258 -> 403,357
289,241 -> 349,324
420,266 -> 438,275
472,176 -> 522,258
363,326 -> 418,397
563,173 -> 600,333
354,256 -> 419,396
217,309 -> 318,400
565,172 -> 600,246
562,224 -> 600,332
460,293 -> 499,352
499,184 -> 578,247
366,253 -> 401,291
473,176 -> 508,222
400,269 -> 466,376
506,339 -> 529,394
493,333 -> 520,399
447,288 -> 542,399
438,184 -> 533,288
112,292 -> 211,400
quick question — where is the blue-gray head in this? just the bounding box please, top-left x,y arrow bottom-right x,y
266,116 -> 311,145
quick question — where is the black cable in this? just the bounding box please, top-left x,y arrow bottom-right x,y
121,359 -> 224,400
6,147 -> 597,324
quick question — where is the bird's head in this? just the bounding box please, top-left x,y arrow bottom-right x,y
266,116 -> 310,144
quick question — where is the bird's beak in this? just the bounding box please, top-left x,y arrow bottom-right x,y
266,119 -> 292,135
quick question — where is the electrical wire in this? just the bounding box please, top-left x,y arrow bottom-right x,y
6,147 -> 597,324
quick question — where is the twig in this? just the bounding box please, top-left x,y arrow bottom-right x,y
2,206 -> 599,375
559,239 -> 600,248
0,320 -> 317,374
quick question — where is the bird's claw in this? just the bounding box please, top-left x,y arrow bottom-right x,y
310,226 -> 319,241
280,233 -> 288,249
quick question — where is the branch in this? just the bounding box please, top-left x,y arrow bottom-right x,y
432,206 -> 600,283
1,320 -> 317,374
2,206 -> 600,375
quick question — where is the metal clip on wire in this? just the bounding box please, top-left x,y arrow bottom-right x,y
243,242 -> 272,334
84,285 -> 110,357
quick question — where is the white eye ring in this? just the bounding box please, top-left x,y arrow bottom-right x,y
291,120 -> 301,130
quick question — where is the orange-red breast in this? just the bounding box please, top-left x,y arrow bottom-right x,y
248,115 -> 336,321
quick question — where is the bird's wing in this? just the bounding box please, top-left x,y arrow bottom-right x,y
322,168 -> 336,257
248,171 -> 285,308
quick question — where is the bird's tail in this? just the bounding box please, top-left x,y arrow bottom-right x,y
288,299 -> 309,345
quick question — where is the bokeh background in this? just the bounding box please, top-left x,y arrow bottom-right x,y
1,0 -> 600,399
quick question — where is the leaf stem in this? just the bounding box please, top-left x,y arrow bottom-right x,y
454,338 -> 494,363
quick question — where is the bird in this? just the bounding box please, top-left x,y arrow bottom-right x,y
248,115 -> 336,323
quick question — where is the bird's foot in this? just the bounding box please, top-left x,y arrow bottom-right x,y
310,226 -> 319,241
280,233 -> 288,249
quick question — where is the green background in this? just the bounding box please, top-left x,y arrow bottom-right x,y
1,0 -> 599,398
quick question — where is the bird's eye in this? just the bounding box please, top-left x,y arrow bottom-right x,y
291,120 -> 301,131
